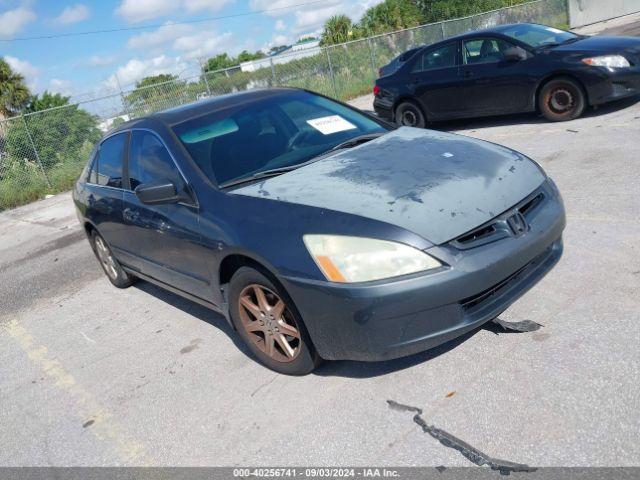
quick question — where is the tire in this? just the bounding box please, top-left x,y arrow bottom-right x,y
91,231 -> 135,289
538,77 -> 586,122
395,101 -> 426,128
229,267 -> 321,375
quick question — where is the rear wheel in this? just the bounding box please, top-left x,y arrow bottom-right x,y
91,231 -> 135,288
538,78 -> 585,122
229,267 -> 321,375
395,101 -> 426,128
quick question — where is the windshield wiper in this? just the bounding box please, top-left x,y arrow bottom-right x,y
220,167 -> 298,189
537,36 -> 583,49
328,132 -> 385,152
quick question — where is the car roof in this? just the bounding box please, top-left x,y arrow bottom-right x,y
110,87 -> 305,133
421,22 -> 540,47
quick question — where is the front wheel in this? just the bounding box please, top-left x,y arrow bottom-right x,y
229,267 -> 321,375
395,101 -> 426,128
538,78 -> 586,122
91,231 -> 135,288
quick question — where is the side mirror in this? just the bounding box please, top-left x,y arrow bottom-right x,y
135,180 -> 181,205
504,46 -> 527,62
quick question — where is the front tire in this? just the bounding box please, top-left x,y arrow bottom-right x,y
91,231 -> 135,288
538,77 -> 586,122
229,267 -> 321,375
395,101 -> 426,128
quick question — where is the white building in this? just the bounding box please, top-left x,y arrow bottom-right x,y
240,40 -> 321,73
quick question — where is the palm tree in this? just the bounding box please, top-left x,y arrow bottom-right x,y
320,15 -> 356,46
0,58 -> 30,119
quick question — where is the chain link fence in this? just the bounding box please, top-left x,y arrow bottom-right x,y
0,0 -> 568,211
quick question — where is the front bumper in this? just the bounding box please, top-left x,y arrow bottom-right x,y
587,66 -> 640,105
281,182 -> 566,361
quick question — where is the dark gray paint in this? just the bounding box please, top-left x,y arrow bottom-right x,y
233,127 -> 545,245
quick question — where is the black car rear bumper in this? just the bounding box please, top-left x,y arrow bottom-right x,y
281,182 -> 565,361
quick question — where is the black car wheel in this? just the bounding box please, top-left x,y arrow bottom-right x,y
91,231 -> 135,288
538,78 -> 586,122
229,267 -> 321,375
395,101 -> 426,128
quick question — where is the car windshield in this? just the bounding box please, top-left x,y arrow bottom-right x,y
500,23 -> 578,48
172,90 -> 388,186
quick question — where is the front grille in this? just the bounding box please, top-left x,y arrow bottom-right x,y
460,263 -> 529,312
452,190 -> 545,249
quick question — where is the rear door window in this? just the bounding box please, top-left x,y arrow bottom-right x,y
95,133 -> 126,188
463,37 -> 516,64
412,43 -> 458,72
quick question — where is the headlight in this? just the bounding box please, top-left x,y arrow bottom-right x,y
582,55 -> 630,68
303,235 -> 442,283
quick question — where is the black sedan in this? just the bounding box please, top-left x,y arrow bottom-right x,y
74,88 -> 565,375
374,23 -> 640,124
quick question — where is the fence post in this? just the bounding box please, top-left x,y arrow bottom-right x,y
325,47 -> 339,99
270,57 -> 277,87
367,37 -> 377,80
21,115 -> 51,188
440,21 -> 446,40
199,58 -> 212,96
115,73 -> 131,119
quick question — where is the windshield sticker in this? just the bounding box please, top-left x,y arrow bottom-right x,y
306,115 -> 357,135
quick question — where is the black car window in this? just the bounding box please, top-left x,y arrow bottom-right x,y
172,90 -> 386,185
95,133 -> 126,188
128,131 -> 182,190
501,23 -> 577,48
463,38 -> 515,65
412,43 -> 457,72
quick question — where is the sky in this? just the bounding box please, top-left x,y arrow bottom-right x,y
0,0 -> 383,102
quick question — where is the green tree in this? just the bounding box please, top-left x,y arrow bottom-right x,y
204,53 -> 236,72
358,0 -> 424,36
416,0 -> 527,23
25,91 -> 70,113
4,101 -> 100,170
0,58 -> 31,118
320,15 -> 359,46
123,74 -> 186,116
236,50 -> 266,63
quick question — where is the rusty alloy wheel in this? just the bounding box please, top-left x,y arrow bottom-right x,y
238,284 -> 301,362
547,87 -> 575,114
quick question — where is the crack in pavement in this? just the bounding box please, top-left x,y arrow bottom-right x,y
387,400 -> 535,475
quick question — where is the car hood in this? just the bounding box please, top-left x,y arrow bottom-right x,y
552,35 -> 640,56
231,127 -> 546,245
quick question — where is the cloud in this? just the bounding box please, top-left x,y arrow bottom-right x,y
250,0 -> 384,34
127,22 -> 237,60
275,19 -> 286,31
88,54 -> 118,67
183,0 -> 233,14
4,55 -> 39,90
52,4 -> 90,26
104,55 -> 190,90
0,7 -> 36,39
116,0 -> 177,23
48,78 -> 74,96
116,0 -> 232,23
172,30 -> 235,60
127,22 -> 194,50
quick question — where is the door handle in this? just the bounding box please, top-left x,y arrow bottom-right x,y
463,70 -> 474,78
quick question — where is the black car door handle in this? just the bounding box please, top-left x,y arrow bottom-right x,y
463,70 -> 474,78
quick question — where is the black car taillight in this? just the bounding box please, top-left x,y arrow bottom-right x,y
373,85 -> 380,96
